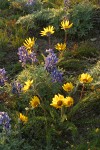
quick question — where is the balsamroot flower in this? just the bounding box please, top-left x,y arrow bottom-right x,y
79,73 -> 93,84
19,113 -> 28,123
50,94 -> 74,109
0,112 -> 11,131
50,94 -> 65,109
64,96 -> 74,107
22,79 -> 33,92
29,96 -> 40,108
40,25 -> 55,36
0,68 -> 7,86
23,37 -> 35,51
61,20 -> 73,30
62,82 -> 74,92
55,43 -> 66,51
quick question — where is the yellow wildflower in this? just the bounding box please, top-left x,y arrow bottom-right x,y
62,82 -> 74,92
19,113 -> 28,123
64,96 -> 74,107
50,94 -> 65,109
23,37 -> 35,51
40,25 -> 55,36
55,43 -> 66,51
30,96 -> 40,108
79,73 -> 93,84
22,79 -> 33,92
61,20 -> 73,30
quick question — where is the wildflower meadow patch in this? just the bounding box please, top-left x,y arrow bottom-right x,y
0,0 -> 100,149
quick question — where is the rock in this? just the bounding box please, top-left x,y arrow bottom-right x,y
90,38 -> 97,42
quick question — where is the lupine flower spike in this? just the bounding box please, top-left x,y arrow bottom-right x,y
0,112 -> 11,132
18,46 -> 38,67
26,0 -> 35,6
12,81 -> 22,94
44,49 -> 63,82
0,68 -> 7,86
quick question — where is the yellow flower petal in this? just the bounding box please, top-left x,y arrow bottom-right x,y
40,25 -> 55,36
62,82 -> 74,92
61,20 -> 73,30
23,37 -> 35,50
55,43 -> 66,51
22,79 -> 33,92
50,94 -> 65,109
79,73 -> 93,84
64,96 -> 74,107
19,113 -> 28,123
30,96 -> 40,108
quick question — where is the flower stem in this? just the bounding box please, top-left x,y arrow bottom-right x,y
61,106 -> 65,118
40,104 -> 46,114
80,84 -> 85,100
59,51 -> 64,59
48,36 -> 51,48
64,31 -> 67,43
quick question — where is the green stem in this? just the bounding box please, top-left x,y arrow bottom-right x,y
64,31 -> 67,43
40,104 -> 47,114
80,84 -> 85,100
61,106 -> 65,118
48,36 -> 51,49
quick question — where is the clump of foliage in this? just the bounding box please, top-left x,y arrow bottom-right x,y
73,41 -> 99,58
9,0 -> 43,14
0,0 -> 9,9
16,8 -> 65,34
16,1 -> 95,39
69,1 -> 94,38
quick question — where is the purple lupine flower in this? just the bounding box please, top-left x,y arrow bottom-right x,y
29,51 -> 38,64
18,46 -> 28,67
11,81 -> 22,94
0,68 -> 7,86
26,0 -> 35,6
51,68 -> 63,82
44,49 -> 58,72
44,49 -> 63,82
17,46 -> 38,67
0,112 -> 11,132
